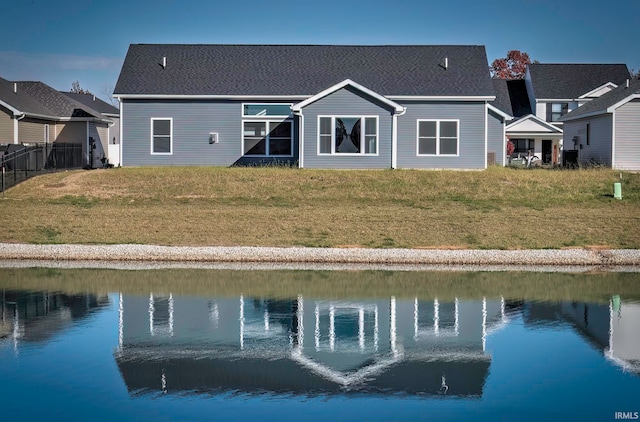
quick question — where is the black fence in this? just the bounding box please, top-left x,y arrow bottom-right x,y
1,143 -> 83,192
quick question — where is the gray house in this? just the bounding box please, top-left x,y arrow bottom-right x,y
560,77 -> 640,170
113,44 -> 499,169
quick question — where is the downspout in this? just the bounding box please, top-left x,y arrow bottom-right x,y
484,103 -> 488,169
14,113 -> 26,144
119,99 -> 123,167
293,109 -> 304,168
611,111 -> 616,169
391,107 -> 407,169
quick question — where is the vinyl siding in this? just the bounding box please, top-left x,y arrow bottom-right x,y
300,87 -> 393,169
18,117 -> 50,143
88,122 -> 109,168
487,110 -> 505,166
121,100 -> 298,167
614,99 -> 640,170
0,106 -> 13,143
56,121 -> 86,143
396,101 -> 486,169
562,114 -> 613,166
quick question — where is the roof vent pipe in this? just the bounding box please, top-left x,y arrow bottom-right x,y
162,56 -> 167,69
13,83 -> 17,93
444,57 -> 448,70
626,79 -> 630,88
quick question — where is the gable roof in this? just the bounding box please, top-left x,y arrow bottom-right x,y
114,44 -> 495,98
560,77 -> 640,121
527,63 -> 630,100
62,92 -> 119,116
506,114 -> 563,137
291,79 -> 405,113
0,76 -> 111,121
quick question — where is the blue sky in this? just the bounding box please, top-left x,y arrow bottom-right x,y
1,0 -> 638,103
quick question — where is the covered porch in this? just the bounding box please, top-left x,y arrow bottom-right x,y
506,114 -> 563,166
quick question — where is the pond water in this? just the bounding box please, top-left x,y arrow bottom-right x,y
1,267 -> 639,421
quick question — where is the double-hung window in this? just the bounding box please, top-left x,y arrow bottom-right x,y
151,118 -> 172,154
417,120 -> 458,156
242,104 -> 293,157
318,116 -> 378,155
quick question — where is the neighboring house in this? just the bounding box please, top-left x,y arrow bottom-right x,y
0,76 -> 115,168
113,44 -> 498,169
522,63 -> 630,164
560,77 -> 640,170
62,92 -> 120,166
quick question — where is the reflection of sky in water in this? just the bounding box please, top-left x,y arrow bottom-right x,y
0,288 -> 639,421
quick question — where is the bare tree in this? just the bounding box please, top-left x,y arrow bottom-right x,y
101,84 -> 119,107
70,80 -> 92,95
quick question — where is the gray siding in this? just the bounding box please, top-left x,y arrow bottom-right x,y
563,114 -> 613,166
487,110 -> 505,166
122,100 -> 298,167
0,106 -> 13,143
614,99 -> 640,170
396,101 -> 486,169
301,87 -> 393,169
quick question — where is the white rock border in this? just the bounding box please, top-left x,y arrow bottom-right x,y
0,243 -> 638,267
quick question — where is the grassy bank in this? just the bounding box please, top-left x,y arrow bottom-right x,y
1,166 -> 638,249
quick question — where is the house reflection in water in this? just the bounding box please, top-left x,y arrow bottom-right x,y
0,290 -> 110,351
115,293 -> 509,397
523,298 -> 640,374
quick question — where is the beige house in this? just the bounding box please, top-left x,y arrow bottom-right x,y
0,76 -> 117,168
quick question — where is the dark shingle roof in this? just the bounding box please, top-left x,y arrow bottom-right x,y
114,44 -> 495,97
560,77 -> 640,121
490,79 -> 532,118
62,92 -> 119,115
490,79 -> 513,115
0,76 -> 53,116
528,63 -> 630,100
0,76 -> 110,120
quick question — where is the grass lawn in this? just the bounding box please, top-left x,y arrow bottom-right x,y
1,166 -> 638,249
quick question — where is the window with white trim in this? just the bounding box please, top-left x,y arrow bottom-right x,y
318,116 -> 377,155
243,120 -> 292,156
417,120 -> 459,156
151,118 -> 172,154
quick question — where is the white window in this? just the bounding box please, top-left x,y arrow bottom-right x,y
318,116 -> 378,155
151,118 -> 172,155
417,120 -> 459,156
243,120 -> 292,156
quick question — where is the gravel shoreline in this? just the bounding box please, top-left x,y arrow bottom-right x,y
1,243 -> 639,267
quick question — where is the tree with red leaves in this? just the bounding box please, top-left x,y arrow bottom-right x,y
491,50 -> 533,80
